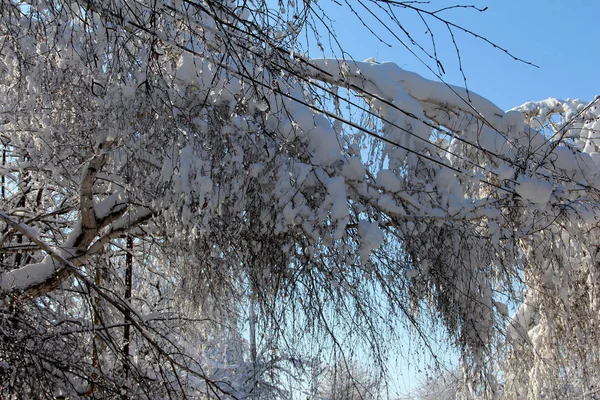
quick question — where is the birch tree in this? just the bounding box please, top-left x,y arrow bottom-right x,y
0,0 -> 599,398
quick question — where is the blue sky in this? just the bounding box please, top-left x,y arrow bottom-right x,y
309,0 -> 599,111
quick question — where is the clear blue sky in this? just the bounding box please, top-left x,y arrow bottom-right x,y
308,0 -> 599,111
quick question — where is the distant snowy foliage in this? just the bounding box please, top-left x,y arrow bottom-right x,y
317,361 -> 381,400
406,370 -> 462,400
0,0 -> 599,398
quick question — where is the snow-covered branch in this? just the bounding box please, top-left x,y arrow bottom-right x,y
1,0 -> 599,397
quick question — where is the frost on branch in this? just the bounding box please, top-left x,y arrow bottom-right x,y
0,0 -> 599,398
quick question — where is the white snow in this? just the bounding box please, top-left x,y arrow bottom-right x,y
515,176 -> 553,205
327,176 -> 349,221
551,145 -> 578,173
358,220 -> 383,262
0,258 -> 59,292
377,169 -> 401,193
343,157 -> 366,182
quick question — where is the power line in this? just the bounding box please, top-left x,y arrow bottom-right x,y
77,0 -> 600,201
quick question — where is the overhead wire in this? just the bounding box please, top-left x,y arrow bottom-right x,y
162,0 -> 520,195
321,0 -> 600,193
83,0 -> 600,200
191,1 -> 600,196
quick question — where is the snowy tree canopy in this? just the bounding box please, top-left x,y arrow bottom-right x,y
0,0 -> 599,398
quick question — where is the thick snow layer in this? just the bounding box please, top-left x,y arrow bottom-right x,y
0,258 -> 59,292
551,146 -> 578,173
358,220 -> 384,262
307,114 -> 343,166
0,213 -> 82,294
478,125 -> 507,154
310,59 -> 505,124
377,169 -> 402,193
326,176 -> 349,221
343,157 -> 366,181
494,164 -> 515,181
515,176 -> 553,205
